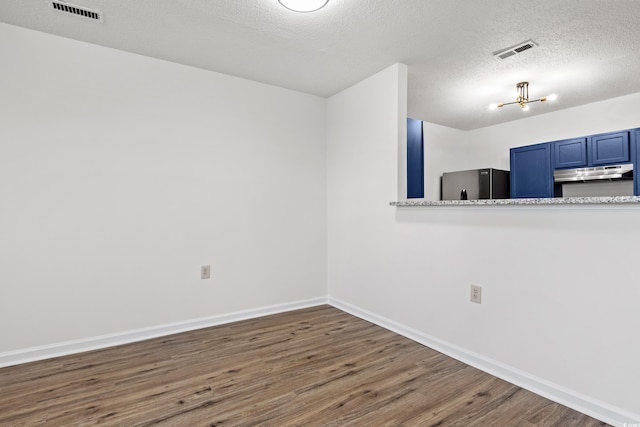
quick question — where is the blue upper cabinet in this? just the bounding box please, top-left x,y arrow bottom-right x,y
511,127 -> 637,198
406,118 -> 424,199
588,130 -> 630,165
632,128 -> 640,196
553,138 -> 587,169
510,143 -> 554,198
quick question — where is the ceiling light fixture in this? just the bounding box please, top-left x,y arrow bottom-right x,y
489,82 -> 557,111
278,0 -> 329,13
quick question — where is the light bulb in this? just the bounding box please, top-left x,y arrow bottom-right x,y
522,104 -> 530,112
547,93 -> 558,101
278,0 -> 329,12
489,103 -> 498,110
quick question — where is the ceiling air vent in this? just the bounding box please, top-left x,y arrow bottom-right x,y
52,1 -> 103,22
493,40 -> 537,60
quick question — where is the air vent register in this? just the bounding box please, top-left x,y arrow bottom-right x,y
52,1 -> 103,21
493,40 -> 537,60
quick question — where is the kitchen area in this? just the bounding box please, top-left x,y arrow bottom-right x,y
398,120 -> 640,206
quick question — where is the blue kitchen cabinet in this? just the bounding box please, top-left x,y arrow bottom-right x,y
406,118 -> 424,198
588,130 -> 630,165
510,143 -> 554,198
553,138 -> 587,169
632,128 -> 640,196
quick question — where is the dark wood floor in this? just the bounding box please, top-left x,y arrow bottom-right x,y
0,305 -> 609,426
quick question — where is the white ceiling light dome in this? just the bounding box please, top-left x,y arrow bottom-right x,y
278,0 -> 329,13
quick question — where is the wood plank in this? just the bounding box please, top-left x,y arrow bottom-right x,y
0,305 -> 609,426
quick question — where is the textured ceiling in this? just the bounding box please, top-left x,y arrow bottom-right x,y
2,0 -> 640,130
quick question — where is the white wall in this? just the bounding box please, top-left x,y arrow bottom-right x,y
0,23 -> 327,353
422,122 -> 467,200
327,64 -> 640,423
327,63 -> 407,313
466,92 -> 640,172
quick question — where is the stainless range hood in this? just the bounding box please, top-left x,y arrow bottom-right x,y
554,164 -> 634,197
554,164 -> 633,182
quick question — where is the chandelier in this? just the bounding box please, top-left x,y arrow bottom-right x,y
490,82 -> 557,111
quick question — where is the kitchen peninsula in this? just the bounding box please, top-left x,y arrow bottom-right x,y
391,195 -> 640,207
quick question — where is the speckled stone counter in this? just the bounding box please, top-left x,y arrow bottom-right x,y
390,196 -> 640,207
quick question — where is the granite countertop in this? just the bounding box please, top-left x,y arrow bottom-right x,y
390,196 -> 640,207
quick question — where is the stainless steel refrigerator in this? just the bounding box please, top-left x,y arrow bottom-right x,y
441,168 -> 510,200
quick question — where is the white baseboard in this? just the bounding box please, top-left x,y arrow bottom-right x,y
328,297 -> 639,427
0,297 -> 328,369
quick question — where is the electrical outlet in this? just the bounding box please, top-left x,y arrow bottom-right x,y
201,265 -> 211,280
470,285 -> 482,304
